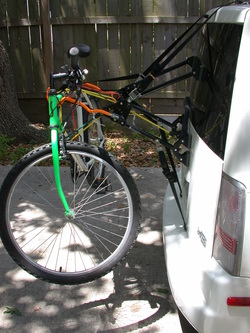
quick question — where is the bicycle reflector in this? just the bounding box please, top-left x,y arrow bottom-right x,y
213,173 -> 246,276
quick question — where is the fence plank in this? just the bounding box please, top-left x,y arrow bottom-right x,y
131,0 -> 142,16
50,0 -> 61,17
93,2 -> 107,82
107,0 -> 119,88
7,0 -> 28,21
107,24 -> 119,88
119,0 -> 130,16
176,0 -> 187,16
1,0 -> 224,123
142,24 -> 153,73
72,0 -> 86,16
130,24 -> 141,75
119,0 -> 131,86
52,24 -> 73,72
96,0 -> 107,16
97,24 -> 109,85
200,0 -> 213,15
141,0 -> 154,14
0,1 -> 6,21
130,0 -> 142,75
0,4 -> 8,49
6,0 -> 34,93
119,24 -> 131,86
28,0 -> 39,19
41,0 -> 52,86
189,0 -> 200,16
58,0 -> 73,17
78,0 -> 95,17
82,24 -> 98,82
153,0 -> 178,94
30,25 -> 47,92
176,25 -> 188,93
154,24 -> 175,92
9,26 -> 33,93
212,0 -> 230,7
154,0 -> 176,16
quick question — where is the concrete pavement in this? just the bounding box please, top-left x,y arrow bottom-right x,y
0,166 -> 182,333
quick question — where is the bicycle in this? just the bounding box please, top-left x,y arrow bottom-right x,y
52,44 -> 105,148
0,6 -> 223,284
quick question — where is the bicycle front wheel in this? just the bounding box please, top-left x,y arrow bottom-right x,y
0,142 -> 141,284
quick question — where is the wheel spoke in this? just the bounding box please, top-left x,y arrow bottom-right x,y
1,143 -> 140,284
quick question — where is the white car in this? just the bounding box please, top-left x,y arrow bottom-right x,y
163,4 -> 250,333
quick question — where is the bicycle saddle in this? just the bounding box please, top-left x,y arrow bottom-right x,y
67,44 -> 91,59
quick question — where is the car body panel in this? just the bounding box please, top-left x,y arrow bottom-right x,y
163,4 -> 250,333
185,123 -> 223,257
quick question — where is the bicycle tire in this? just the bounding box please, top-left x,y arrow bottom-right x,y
0,142 -> 141,285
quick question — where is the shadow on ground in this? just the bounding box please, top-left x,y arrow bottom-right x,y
0,167 -> 182,333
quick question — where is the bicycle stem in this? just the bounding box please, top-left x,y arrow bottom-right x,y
48,89 -> 73,217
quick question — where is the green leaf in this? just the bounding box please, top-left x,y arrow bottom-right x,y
3,306 -> 22,316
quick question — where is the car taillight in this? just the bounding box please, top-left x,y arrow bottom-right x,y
213,173 -> 246,276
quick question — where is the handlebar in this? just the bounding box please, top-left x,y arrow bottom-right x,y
67,44 -> 91,69
50,72 -> 68,89
68,47 -> 79,69
50,44 -> 91,89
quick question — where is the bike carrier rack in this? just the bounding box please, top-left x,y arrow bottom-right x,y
98,4 -> 231,229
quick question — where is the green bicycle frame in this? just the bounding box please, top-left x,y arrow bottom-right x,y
48,88 -> 73,217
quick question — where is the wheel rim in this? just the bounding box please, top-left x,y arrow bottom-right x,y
5,148 -> 134,280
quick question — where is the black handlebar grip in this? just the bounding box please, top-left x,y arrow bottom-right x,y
69,47 -> 79,69
67,44 -> 91,69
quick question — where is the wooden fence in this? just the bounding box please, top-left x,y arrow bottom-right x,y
0,0 -> 229,123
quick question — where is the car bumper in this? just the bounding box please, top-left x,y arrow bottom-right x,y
163,182 -> 250,333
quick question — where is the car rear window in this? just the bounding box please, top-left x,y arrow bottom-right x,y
190,23 -> 242,159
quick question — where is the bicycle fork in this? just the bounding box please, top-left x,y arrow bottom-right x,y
49,89 -> 73,217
